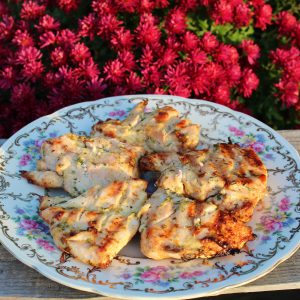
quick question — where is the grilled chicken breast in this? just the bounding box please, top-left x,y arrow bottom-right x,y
139,188 -> 255,260
140,143 -> 267,222
91,100 -> 200,152
21,133 -> 145,196
40,179 -> 147,268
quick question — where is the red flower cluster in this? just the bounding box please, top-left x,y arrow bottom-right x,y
0,0 -> 298,137
201,0 -> 272,29
271,12 -> 300,109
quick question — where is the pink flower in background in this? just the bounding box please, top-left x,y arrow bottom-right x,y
16,46 -> 42,64
78,13 -> 96,40
159,48 -> 178,66
234,3 -> 251,27
165,8 -> 187,34
114,0 -> 139,13
279,198 -> 290,212
0,2 -> 9,16
139,45 -> 154,67
165,62 -> 190,91
213,83 -> 231,105
86,77 -> 107,99
225,64 -> 241,86
201,32 -> 219,52
36,14 -> 60,32
57,29 -> 79,48
104,59 -> 125,84
0,66 -> 15,89
182,31 -> 199,51
22,60 -> 44,82
39,31 -> 57,48
20,1 -> 46,20
187,49 -> 207,65
0,15 -> 14,40
97,14 -> 123,39
126,72 -> 144,92
277,11 -> 297,35
70,43 -> 91,63
214,44 -> 239,65
12,29 -> 34,47
211,0 -> 233,24
50,47 -> 67,67
135,13 -> 161,46
0,0 -> 298,137
11,83 -> 35,105
118,50 -> 136,71
58,0 -> 79,13
110,28 -> 134,50
76,58 -> 100,80
275,79 -> 299,107
254,4 -> 272,30
239,68 -> 259,97
240,40 -> 260,65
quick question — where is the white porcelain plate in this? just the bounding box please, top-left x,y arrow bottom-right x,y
0,95 -> 300,299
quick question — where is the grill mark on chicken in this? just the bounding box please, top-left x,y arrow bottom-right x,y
39,179 -> 147,268
21,134 -> 145,196
140,143 -> 267,223
91,100 -> 200,152
140,188 -> 254,260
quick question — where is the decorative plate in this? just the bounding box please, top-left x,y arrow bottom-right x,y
0,95 -> 300,300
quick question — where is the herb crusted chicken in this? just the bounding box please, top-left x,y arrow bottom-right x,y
19,101 -> 268,267
21,133 -> 145,196
40,179 -> 147,268
140,143 -> 267,223
139,188 -> 255,260
91,100 -> 200,152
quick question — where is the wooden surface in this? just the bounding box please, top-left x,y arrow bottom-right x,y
0,130 -> 300,299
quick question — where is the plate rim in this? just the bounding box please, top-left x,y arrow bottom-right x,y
0,94 -> 300,299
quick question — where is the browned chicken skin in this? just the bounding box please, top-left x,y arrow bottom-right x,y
139,188 -> 255,260
91,100 -> 200,152
19,101 -> 267,265
21,133 -> 145,196
40,179 -> 148,268
140,143 -> 267,223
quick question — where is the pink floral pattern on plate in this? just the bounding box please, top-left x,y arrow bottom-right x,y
18,131 -> 58,170
256,197 -> 295,244
228,125 -> 274,161
0,96 -> 299,299
13,205 -> 56,252
119,266 -> 207,287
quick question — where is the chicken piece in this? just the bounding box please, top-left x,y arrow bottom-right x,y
40,179 -> 147,268
91,100 -> 200,152
21,134 -> 145,196
140,143 -> 267,222
139,188 -> 255,260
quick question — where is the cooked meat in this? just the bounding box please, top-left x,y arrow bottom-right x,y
140,143 -> 267,222
21,133 -> 145,196
139,188 -> 255,260
91,100 -> 200,152
40,179 -> 147,268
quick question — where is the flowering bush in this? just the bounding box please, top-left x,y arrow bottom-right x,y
0,0 -> 299,137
